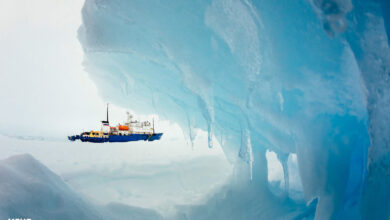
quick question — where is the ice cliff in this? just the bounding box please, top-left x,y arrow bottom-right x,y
78,0 -> 390,219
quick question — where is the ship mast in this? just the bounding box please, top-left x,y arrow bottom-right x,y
106,103 -> 109,124
101,103 -> 109,125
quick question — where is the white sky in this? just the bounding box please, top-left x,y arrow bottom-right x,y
0,1 -> 172,138
0,0 -> 103,138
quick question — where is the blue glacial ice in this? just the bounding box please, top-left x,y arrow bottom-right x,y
78,0 -> 390,219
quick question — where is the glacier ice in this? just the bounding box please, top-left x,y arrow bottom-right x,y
78,0 -> 390,219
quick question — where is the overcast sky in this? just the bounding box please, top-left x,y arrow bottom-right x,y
0,0 -> 102,138
0,0 -> 182,140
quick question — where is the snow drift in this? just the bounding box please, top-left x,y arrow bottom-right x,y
0,154 -> 163,220
78,0 -> 390,219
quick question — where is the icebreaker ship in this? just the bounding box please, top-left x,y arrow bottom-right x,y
78,0 -> 390,219
68,104 -> 163,142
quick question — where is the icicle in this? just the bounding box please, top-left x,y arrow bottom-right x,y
278,153 -> 289,194
239,128 -> 254,180
207,123 -> 213,148
278,91 -> 284,112
183,113 -> 196,149
188,120 -> 195,149
219,130 -> 225,149
247,133 -> 254,180
196,95 -> 214,149
180,122 -> 191,148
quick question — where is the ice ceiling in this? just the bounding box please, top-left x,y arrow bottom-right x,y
78,0 -> 390,219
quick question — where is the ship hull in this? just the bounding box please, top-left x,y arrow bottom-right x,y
68,133 -> 163,143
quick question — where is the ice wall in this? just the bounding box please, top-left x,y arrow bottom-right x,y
78,0 -> 390,219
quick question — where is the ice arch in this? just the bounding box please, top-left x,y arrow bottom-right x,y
78,0 -> 390,219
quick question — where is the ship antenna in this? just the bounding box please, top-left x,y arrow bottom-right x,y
153,117 -> 155,134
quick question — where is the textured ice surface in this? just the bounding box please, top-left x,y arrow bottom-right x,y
0,154 -> 164,220
78,0 -> 390,219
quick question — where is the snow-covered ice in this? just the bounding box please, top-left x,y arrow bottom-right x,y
0,133 -> 232,218
1,0 -> 390,219
0,154 -> 164,220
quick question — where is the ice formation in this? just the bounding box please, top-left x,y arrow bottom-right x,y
78,0 -> 390,219
0,154 -> 164,220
